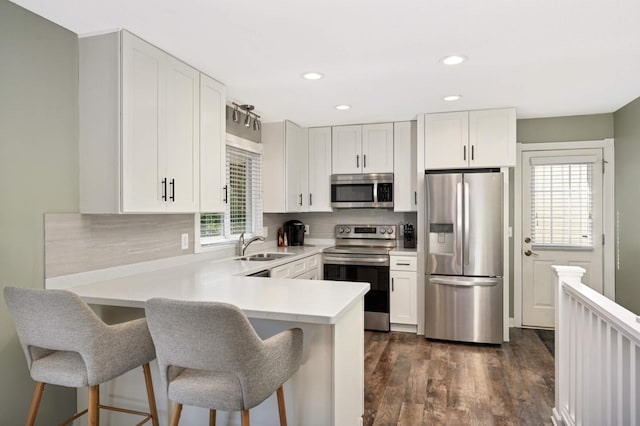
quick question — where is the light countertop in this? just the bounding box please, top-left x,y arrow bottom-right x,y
63,244 -> 370,325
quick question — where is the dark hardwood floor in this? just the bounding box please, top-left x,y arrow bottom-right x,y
364,328 -> 554,426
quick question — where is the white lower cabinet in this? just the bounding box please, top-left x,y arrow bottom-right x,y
390,255 -> 417,328
270,254 -> 321,279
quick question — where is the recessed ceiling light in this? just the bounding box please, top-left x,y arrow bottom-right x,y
335,104 -> 351,110
441,55 -> 467,65
302,72 -> 324,80
443,95 -> 462,101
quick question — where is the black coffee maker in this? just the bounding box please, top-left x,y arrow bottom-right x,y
284,220 -> 305,246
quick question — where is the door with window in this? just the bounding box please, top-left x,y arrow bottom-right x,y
522,149 -> 603,328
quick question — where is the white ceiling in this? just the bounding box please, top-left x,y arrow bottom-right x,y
10,0 -> 640,127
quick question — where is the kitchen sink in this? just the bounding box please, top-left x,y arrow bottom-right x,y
236,252 -> 295,261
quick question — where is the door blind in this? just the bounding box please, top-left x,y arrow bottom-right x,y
530,162 -> 594,248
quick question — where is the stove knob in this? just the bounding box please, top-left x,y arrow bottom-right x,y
380,228 -> 386,234
338,227 -> 344,234
345,227 -> 351,233
387,227 -> 394,234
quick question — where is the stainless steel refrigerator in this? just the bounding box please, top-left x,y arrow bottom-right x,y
425,169 -> 503,344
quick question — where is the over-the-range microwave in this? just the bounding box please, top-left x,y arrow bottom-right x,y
330,173 -> 393,208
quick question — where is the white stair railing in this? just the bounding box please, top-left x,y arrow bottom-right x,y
552,265 -> 640,426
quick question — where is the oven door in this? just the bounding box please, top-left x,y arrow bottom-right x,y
323,254 -> 390,331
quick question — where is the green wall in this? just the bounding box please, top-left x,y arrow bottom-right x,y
614,96 -> 640,315
518,114 -> 614,143
0,1 -> 78,423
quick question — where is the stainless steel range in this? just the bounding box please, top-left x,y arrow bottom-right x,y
323,224 -> 397,331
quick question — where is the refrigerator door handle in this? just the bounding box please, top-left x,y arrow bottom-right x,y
456,181 -> 463,270
464,181 -> 470,266
430,277 -> 499,287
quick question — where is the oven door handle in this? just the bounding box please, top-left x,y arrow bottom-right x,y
323,255 -> 390,267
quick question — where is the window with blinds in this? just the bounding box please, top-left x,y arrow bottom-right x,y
530,162 -> 593,248
200,145 -> 262,245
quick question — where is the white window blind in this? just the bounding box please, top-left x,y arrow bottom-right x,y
200,145 -> 262,245
530,162 -> 593,248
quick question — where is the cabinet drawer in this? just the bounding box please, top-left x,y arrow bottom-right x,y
390,256 -> 417,271
290,258 -> 307,276
305,254 -> 320,270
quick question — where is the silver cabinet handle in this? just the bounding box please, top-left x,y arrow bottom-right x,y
471,145 -> 475,161
363,154 -> 367,168
309,193 -> 313,206
169,178 -> 175,202
414,191 -> 417,205
299,193 -> 303,206
463,145 -> 467,161
356,155 -> 360,168
396,262 -> 411,266
391,277 -> 394,291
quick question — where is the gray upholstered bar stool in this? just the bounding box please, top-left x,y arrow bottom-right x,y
4,287 -> 160,426
145,298 -> 303,426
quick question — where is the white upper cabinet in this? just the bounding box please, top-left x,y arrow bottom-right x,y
332,123 -> 394,174
285,121 -> 309,212
199,74 -> 226,213
362,123 -> 394,173
263,121 -> 309,213
308,127 -> 333,212
332,125 -> 362,174
79,30 -> 218,213
468,108 -> 516,167
393,121 -> 417,212
424,111 -> 469,169
163,56 -> 200,212
424,108 -> 516,169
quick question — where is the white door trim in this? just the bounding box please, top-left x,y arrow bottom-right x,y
514,139 -> 615,327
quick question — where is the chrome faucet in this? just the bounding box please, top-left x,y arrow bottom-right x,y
236,232 -> 265,256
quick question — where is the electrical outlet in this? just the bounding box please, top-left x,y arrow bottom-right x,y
304,224 -> 310,235
181,233 -> 189,250
262,227 -> 268,238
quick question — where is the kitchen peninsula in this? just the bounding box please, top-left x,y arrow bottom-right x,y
46,248 -> 368,426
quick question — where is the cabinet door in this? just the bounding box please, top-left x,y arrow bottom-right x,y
390,270 -> 417,325
362,123 -> 394,173
121,31 -> 165,212
164,57 -> 200,212
393,121 -> 417,212
469,108 -> 516,167
332,125 -> 362,174
308,127 -> 333,211
425,111 -> 469,169
199,74 -> 226,213
285,121 -> 308,212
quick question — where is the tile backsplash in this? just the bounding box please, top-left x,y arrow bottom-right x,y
45,213 -> 195,277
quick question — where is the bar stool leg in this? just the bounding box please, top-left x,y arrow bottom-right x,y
142,363 -> 159,426
276,386 -> 287,426
241,409 -> 250,426
88,385 -> 99,426
209,409 -> 216,426
26,382 -> 45,426
170,403 -> 183,426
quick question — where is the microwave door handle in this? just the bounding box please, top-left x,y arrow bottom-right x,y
373,181 -> 378,205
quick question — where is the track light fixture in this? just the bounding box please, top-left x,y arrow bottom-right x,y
232,103 -> 261,132
232,103 -> 240,122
